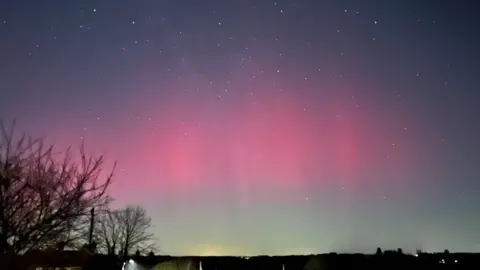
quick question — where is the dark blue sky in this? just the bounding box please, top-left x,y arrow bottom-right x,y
1,0 -> 480,255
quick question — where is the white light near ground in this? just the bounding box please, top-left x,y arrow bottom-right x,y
123,259 -> 137,270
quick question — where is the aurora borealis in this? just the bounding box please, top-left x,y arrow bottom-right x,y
1,0 -> 480,255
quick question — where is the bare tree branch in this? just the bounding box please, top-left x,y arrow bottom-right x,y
0,120 -> 115,254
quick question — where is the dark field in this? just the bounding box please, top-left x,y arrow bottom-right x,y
128,252 -> 475,270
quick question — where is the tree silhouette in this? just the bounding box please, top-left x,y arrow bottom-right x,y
376,247 -> 383,256
0,121 -> 114,254
95,206 -> 156,257
96,209 -> 121,255
397,248 -> 403,254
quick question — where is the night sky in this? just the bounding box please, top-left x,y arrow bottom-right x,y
1,0 -> 480,256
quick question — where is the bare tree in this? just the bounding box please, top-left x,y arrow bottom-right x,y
95,209 -> 121,255
0,121 -> 115,254
95,206 -> 155,257
119,206 -> 156,257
